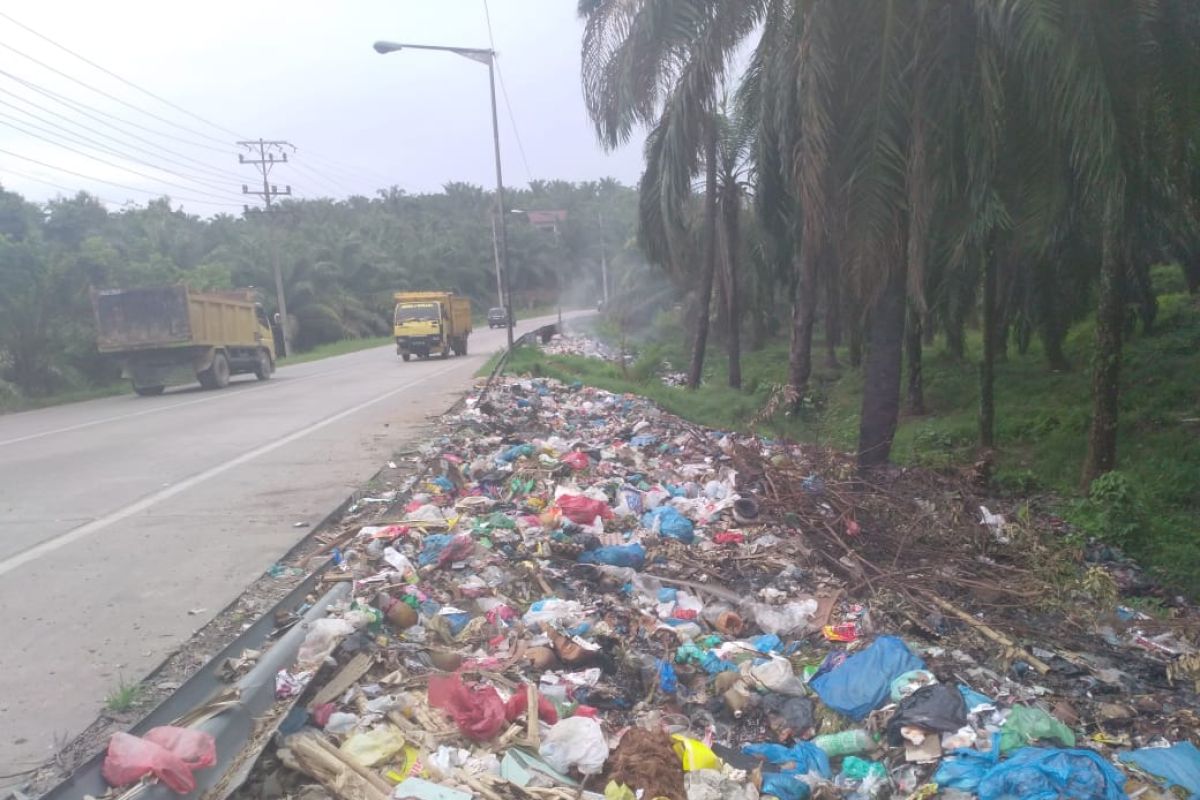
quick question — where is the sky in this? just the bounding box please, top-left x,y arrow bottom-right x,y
0,1 -> 646,216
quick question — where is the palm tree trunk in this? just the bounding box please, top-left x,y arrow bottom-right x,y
858,258 -> 907,470
848,313 -> 863,368
979,244 -> 997,449
1082,207 -> 1125,485
787,249 -> 819,404
687,122 -> 719,390
905,309 -> 925,415
1186,256 -> 1200,294
723,190 -> 742,389
824,256 -> 841,367
945,311 -> 966,361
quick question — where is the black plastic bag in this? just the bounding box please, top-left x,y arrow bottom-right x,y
886,683 -> 968,745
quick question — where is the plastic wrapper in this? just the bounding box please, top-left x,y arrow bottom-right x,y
641,507 -> 695,543
102,727 -> 216,794
750,599 -> 819,636
539,717 -> 609,775
426,674 -> 506,742
578,542 -> 646,569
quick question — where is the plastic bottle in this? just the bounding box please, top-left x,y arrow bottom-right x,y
813,729 -> 875,757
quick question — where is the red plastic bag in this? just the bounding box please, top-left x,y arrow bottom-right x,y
556,495 -> 613,525
561,451 -> 590,471
102,727 -> 216,794
436,533 -> 476,568
505,690 -> 559,725
427,674 -> 506,741
713,531 -> 745,545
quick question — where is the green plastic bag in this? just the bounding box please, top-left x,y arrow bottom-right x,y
999,705 -> 1076,753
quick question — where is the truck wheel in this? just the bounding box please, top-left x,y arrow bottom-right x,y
460,339 -> 468,356
198,352 -> 231,389
401,352 -> 411,362
134,384 -> 165,397
254,350 -> 273,381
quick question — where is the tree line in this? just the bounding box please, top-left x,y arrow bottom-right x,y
579,0 -> 1200,485
0,179 -> 638,400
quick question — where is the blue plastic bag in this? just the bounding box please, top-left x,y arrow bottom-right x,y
657,659 -> 677,693
577,543 -> 646,569
417,534 -> 454,567
760,773 -> 810,800
809,636 -> 925,720
959,683 -> 996,712
641,507 -> 695,543
977,747 -> 1129,800
1120,742 -> 1200,800
742,741 -> 831,779
497,443 -> 534,463
934,736 -> 1002,793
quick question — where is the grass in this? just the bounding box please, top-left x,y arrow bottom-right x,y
278,335 -> 393,366
499,293 -> 1200,595
0,382 -> 128,414
104,676 -> 146,713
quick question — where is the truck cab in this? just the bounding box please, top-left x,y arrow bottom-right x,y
393,291 -> 472,361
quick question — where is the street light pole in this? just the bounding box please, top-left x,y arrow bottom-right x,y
373,40 -> 514,348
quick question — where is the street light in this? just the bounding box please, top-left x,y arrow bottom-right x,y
373,39 -> 515,348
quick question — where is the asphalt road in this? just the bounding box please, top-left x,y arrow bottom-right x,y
0,314 -> 571,774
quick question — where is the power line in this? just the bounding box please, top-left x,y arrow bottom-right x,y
0,91 -> 245,182
0,9 -> 249,141
0,69 -> 233,154
0,38 -> 234,147
238,138 -> 295,355
0,106 -> 245,194
0,146 -> 245,208
0,120 -> 244,202
481,0 -> 533,184
301,149 -> 393,192
0,165 -> 120,205
289,160 -> 350,197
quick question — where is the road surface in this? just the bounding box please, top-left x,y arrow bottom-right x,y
0,314 -> 571,774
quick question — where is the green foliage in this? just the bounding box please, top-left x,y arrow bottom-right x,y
104,676 -> 145,713
1150,264 -> 1189,296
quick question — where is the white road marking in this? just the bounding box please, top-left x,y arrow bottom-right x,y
0,360 -> 464,576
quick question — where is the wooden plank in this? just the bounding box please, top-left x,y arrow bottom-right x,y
307,652 -> 374,710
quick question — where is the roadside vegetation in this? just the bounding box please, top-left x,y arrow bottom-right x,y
506,280 -> 1200,594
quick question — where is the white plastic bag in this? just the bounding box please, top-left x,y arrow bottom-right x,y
296,618 -> 355,671
747,655 -> 809,697
539,717 -> 609,775
749,599 -> 819,636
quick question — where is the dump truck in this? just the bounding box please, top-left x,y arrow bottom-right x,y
393,291 -> 473,361
92,285 -> 278,396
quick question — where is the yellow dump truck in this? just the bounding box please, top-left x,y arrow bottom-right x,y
92,285 -> 277,396
393,291 -> 473,361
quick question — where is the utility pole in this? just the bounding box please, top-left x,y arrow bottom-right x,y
238,139 -> 294,357
485,58 -> 514,348
598,209 -> 610,305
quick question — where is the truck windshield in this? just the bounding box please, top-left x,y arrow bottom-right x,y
395,303 -> 439,324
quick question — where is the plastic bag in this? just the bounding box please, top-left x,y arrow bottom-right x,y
340,724 -> 406,767
558,495 -> 614,525
641,507 -> 695,543
762,695 -> 816,736
539,717 -> 609,775
296,617 -> 356,671
505,690 -> 559,725
1119,742 -> 1200,799
685,770 -> 761,800
958,683 -> 996,712
809,636 -> 925,720
750,599 -> 819,636
933,737 -> 1001,794
977,746 -> 1128,800
562,451 -> 590,471
426,674 -> 506,741
672,735 -> 721,771
889,669 -> 938,702
522,598 -> 584,627
999,704 -> 1076,753
578,543 -> 646,569
748,655 -> 809,697
102,727 -> 216,794
760,773 -> 810,800
742,741 -> 831,779
885,683 -> 968,745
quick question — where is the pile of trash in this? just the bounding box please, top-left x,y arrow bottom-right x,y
107,377 -> 1200,800
540,335 -> 630,364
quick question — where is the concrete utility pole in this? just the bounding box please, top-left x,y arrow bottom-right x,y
238,139 -> 294,357
598,209 -> 610,305
373,40 -> 514,348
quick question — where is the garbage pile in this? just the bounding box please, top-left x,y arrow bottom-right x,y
540,335 -> 630,364
108,376 -> 1200,800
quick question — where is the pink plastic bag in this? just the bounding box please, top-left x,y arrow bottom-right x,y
427,674 -> 507,741
556,495 -> 613,525
102,727 -> 216,794
561,451 -> 590,471
505,690 -> 559,725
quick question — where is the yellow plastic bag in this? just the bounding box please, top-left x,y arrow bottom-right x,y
340,724 -> 406,767
671,735 -> 721,772
604,782 -> 637,800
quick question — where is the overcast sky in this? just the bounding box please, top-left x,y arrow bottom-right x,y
0,1 -> 646,216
